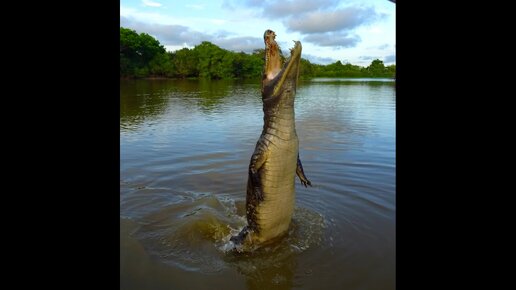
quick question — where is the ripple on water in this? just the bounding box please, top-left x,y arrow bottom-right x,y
127,191 -> 328,274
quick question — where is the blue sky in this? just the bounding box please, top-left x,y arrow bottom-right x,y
120,0 -> 395,66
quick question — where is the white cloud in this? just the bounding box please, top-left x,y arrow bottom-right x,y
216,36 -> 263,52
384,55 -> 395,63
263,0 -> 339,18
186,4 -> 204,10
142,0 -> 163,7
303,53 -> 337,65
164,44 -> 192,52
121,17 -> 262,53
121,16 -> 210,45
368,27 -> 383,34
303,32 -> 361,48
121,0 -> 394,65
286,7 -> 383,34
210,19 -> 227,25
142,0 -> 162,7
121,6 -> 172,24
377,44 -> 390,50
227,0 -> 339,18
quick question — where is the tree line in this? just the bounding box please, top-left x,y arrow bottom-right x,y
120,27 -> 395,79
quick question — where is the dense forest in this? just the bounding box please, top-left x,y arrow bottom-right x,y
120,27 -> 395,79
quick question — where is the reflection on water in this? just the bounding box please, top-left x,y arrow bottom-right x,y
120,78 -> 395,290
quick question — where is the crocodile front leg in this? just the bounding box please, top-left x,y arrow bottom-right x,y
296,153 -> 312,188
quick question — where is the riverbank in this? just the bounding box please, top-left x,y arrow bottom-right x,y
120,75 -> 395,81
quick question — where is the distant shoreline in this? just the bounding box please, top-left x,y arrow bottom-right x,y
121,27 -> 395,80
120,76 -> 395,81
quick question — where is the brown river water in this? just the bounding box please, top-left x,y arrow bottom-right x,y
120,78 -> 395,290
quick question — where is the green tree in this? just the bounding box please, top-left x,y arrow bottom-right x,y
120,26 -> 396,79
194,41 -> 225,79
171,48 -> 199,78
299,58 -> 314,79
120,27 -> 166,78
149,53 -> 173,77
137,33 -> 166,63
120,27 -> 141,76
243,51 -> 264,79
386,64 -> 396,78
220,52 -> 237,79
367,59 -> 386,77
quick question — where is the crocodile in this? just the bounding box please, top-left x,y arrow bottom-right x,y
230,30 -> 311,249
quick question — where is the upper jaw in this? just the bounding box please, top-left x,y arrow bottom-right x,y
262,30 -> 302,97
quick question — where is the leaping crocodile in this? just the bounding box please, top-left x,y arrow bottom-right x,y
230,30 -> 311,248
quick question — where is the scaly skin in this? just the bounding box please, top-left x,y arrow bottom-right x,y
231,30 -> 311,248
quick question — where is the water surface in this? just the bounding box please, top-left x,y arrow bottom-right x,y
120,78 -> 395,290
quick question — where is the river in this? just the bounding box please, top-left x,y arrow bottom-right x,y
120,78 -> 395,290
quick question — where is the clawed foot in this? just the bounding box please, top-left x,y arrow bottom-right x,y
300,178 -> 312,188
230,226 -> 249,245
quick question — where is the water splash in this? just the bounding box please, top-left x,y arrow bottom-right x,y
129,191 -> 327,274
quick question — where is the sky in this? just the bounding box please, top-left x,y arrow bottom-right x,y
120,0 -> 395,66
